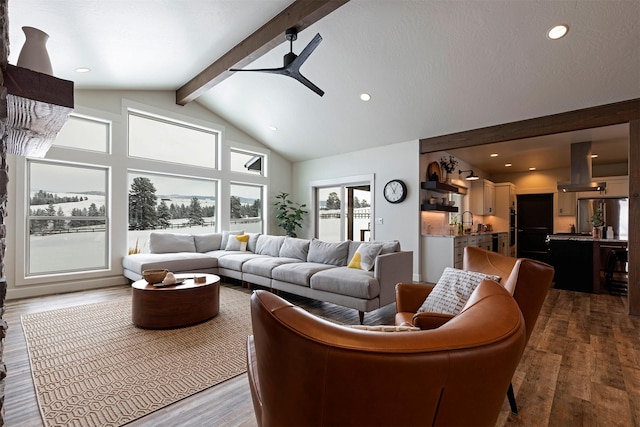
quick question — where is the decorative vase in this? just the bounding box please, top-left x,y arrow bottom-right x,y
17,26 -> 53,75
592,226 -> 602,239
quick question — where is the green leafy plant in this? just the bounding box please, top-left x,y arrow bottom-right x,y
591,207 -> 604,227
275,192 -> 308,237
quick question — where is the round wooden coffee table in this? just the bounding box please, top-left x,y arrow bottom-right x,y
131,273 -> 220,329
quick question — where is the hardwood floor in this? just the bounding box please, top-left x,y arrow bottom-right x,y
3,282 -> 639,426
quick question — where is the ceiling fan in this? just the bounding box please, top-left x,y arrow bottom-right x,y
230,28 -> 324,97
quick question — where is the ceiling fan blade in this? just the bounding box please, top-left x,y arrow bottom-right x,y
289,70 -> 325,97
293,33 -> 323,67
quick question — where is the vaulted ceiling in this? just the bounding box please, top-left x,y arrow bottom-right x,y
7,0 -> 640,168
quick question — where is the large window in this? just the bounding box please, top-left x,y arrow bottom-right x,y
54,114 -> 111,153
230,149 -> 265,176
230,183 -> 264,233
27,161 -> 109,275
127,172 -> 217,253
128,110 -> 219,169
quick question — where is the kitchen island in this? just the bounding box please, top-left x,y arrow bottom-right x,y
547,234 -> 627,294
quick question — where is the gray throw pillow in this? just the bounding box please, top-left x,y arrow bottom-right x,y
418,267 -> 501,315
279,237 -> 311,261
307,239 -> 350,266
247,233 -> 261,253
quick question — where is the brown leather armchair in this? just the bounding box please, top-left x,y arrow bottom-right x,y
395,246 -> 555,413
247,280 -> 526,427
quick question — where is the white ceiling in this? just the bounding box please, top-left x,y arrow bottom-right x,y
7,0 -> 640,168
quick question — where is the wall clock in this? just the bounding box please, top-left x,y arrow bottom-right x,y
383,179 -> 407,204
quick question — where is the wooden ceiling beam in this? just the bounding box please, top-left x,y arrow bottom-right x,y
176,0 -> 349,106
420,98 -> 640,153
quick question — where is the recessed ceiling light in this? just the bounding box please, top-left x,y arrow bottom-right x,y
591,154 -> 598,158
490,153 -> 498,157
547,24 -> 568,40
529,167 -> 537,171
505,163 -> 512,167
269,126 -> 277,131
75,67 -> 91,73
360,93 -> 371,101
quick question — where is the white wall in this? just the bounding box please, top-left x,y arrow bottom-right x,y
292,140 -> 422,281
6,90 -> 292,299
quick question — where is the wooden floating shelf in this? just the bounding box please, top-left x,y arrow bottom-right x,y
421,181 -> 460,194
421,203 -> 459,212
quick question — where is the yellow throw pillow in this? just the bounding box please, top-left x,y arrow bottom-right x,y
347,243 -> 384,271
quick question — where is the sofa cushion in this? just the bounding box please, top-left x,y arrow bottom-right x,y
247,233 -> 261,253
279,237 -> 310,261
307,239 -> 350,266
193,233 -> 223,252
256,235 -> 286,257
271,262 -> 336,287
418,267 -> 501,315
311,267 -> 380,299
150,232 -> 196,254
242,257 -> 301,278
226,234 -> 249,251
221,230 -> 244,249
123,252 -> 216,274
217,253 -> 266,270
370,240 -> 400,254
347,243 -> 383,271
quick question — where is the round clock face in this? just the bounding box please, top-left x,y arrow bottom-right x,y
384,179 -> 407,203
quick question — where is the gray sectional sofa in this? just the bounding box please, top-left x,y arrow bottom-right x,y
122,231 -> 413,323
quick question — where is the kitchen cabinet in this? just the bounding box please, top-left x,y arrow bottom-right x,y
470,179 -> 495,216
420,181 -> 459,212
422,233 -> 504,283
557,191 -> 576,216
603,177 -> 629,197
498,233 -> 508,255
495,183 -> 515,219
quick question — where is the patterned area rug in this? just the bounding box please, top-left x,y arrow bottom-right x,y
21,286 -> 252,427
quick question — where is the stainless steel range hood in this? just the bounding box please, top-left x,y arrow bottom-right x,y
557,141 -> 606,192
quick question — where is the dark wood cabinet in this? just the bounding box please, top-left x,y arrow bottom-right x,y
548,239 -> 593,293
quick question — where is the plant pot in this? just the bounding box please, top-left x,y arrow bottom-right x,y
592,227 -> 602,239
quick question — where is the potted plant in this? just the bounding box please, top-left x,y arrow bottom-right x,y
439,155 -> 458,183
274,192 -> 308,238
591,207 -> 604,238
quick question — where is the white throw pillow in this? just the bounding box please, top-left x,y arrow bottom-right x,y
221,230 -> 243,249
347,243 -> 383,271
418,267 -> 501,315
225,234 -> 249,251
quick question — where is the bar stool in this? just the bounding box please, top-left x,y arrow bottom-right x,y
605,248 -> 628,296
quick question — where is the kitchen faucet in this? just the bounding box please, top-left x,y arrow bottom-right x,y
461,211 -> 474,231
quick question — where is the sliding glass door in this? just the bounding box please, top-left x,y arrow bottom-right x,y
315,181 -> 372,242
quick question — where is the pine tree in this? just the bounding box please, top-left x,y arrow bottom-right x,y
129,177 -> 158,230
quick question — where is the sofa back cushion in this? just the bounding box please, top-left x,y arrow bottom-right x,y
150,232 -> 196,254
194,233 -> 223,252
256,235 -> 286,257
370,240 -> 400,254
247,233 -> 261,253
307,239 -> 350,266
279,237 -> 311,261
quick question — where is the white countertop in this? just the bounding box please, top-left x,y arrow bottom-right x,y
547,234 -> 627,243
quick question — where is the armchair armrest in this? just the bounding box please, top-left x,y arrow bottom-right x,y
412,312 -> 455,330
395,282 -> 434,313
